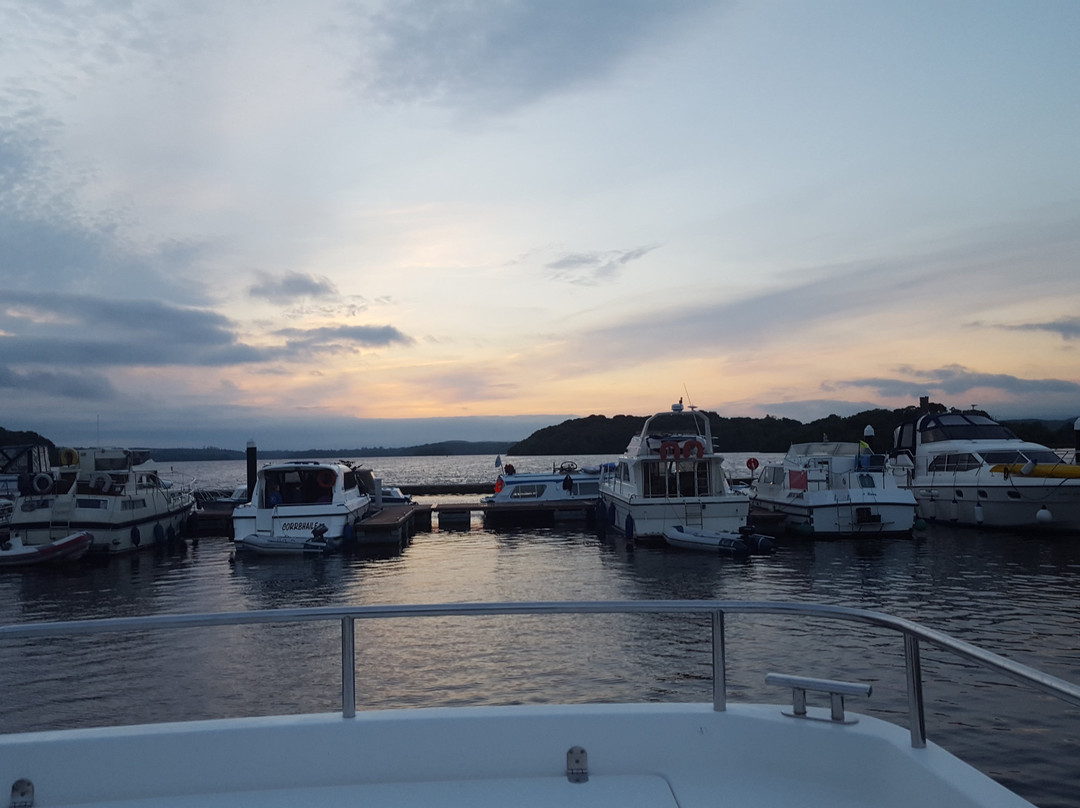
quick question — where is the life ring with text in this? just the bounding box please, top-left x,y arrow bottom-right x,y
90,472 -> 111,492
495,475 -> 504,493
317,469 -> 336,489
746,457 -> 760,471
31,473 -> 54,495
59,447 -> 79,466
681,440 -> 705,459
659,441 -> 681,461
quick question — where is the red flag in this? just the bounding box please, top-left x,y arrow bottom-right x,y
788,470 -> 808,490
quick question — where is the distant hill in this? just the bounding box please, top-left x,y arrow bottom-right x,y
2,406 -> 1075,462
506,403 -> 1079,456
88,441 -> 514,463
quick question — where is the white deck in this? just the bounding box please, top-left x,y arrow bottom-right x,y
1,703 -> 1031,808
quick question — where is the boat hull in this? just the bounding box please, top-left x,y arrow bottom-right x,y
12,503 -> 193,555
600,495 -> 749,541
0,531 -> 93,567
908,468 -> 1080,530
749,496 -> 917,538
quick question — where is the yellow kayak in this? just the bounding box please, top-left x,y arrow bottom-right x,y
990,463 -> 1080,479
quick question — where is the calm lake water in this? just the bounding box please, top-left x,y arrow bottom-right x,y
2,454 -> 1078,807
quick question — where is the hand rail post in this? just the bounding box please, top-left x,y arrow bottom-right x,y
712,609 -> 726,711
904,632 -> 926,747
342,615 -> 356,718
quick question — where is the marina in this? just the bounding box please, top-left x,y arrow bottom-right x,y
0,453 -> 1078,807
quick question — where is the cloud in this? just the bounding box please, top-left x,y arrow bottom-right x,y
272,324 -> 415,355
833,365 -> 1080,399
248,271 -> 339,303
544,244 -> 659,285
0,365 -> 117,399
0,291 -> 266,367
977,317 -> 1080,341
346,0 -> 717,113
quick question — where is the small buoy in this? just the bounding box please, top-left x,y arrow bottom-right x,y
974,503 -> 984,525
1036,506 -> 1053,523
795,522 -> 814,536
913,518 -> 928,530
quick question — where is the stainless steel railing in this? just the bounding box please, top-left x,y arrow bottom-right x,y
2,600 -> 1079,748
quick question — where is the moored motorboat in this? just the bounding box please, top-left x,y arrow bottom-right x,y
482,460 -> 604,525
0,599 -> 1076,808
0,530 -> 93,568
599,400 -> 748,540
749,439 -> 918,538
890,407 -> 1080,530
6,448 -> 194,555
232,460 -> 373,554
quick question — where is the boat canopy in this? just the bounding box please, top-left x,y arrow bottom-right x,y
918,414 -> 1018,444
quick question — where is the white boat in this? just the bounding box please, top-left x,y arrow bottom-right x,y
662,524 -> 775,556
6,448 -> 194,555
482,460 -> 604,524
1,599 -> 1076,808
749,441 -> 918,538
890,409 -> 1080,530
0,530 -> 93,568
232,461 -> 372,554
599,400 -> 748,540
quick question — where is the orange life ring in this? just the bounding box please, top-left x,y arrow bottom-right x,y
746,457 -> 759,471
317,469 -> 336,489
495,475 -> 504,493
681,440 -> 704,459
659,441 -> 681,460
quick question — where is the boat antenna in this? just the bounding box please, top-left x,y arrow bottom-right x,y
682,385 -> 697,410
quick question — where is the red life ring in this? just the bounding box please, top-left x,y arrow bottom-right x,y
681,440 -> 704,459
317,469 -> 336,489
495,475 -> 504,493
659,441 -> 681,460
746,457 -> 759,471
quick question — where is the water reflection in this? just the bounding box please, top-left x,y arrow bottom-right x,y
0,498 -> 1077,806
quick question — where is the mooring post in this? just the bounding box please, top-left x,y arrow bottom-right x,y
246,440 -> 257,501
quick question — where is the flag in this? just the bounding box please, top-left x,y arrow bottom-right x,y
788,470 -> 808,490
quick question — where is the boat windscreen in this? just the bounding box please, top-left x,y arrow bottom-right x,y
920,414 -> 1018,443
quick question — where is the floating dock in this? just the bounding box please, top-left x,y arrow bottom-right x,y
432,500 -> 596,529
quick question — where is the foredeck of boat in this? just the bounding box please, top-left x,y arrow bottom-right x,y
0,703 -> 1033,808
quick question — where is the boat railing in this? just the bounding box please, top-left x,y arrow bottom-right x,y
2,600 -> 1078,749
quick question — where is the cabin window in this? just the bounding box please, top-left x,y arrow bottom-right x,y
857,474 -> 876,489
574,481 -> 600,497
642,460 -> 709,498
76,498 -> 108,509
121,499 -> 147,510
343,472 -> 358,492
927,453 -> 980,473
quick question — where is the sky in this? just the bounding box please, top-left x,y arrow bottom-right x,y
1,0 -> 1079,450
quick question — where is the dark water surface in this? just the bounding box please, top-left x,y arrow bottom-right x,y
2,455 -> 1078,807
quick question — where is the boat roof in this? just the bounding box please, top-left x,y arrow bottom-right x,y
626,403 -> 713,456
785,442 -> 861,458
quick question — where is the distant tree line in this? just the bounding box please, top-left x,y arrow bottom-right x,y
505,403 -> 1079,455
2,405 -> 1076,461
